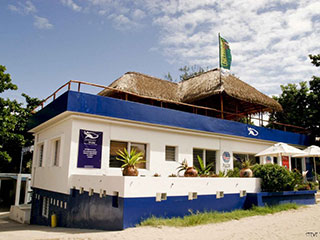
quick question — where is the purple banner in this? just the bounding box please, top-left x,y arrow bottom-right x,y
77,129 -> 102,168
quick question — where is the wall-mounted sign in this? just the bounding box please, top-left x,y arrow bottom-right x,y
221,151 -> 232,170
282,156 -> 289,169
222,152 -> 231,163
266,156 -> 272,164
77,129 -> 102,168
247,127 -> 259,136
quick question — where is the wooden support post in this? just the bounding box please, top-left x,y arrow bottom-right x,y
125,93 -> 128,101
78,83 -> 81,92
220,93 -> 224,119
68,82 -> 71,91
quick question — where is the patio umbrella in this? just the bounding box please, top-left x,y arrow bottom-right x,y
255,142 -> 305,170
293,145 -> 320,181
255,142 -> 305,157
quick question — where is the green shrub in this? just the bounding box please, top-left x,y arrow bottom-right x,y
252,163 -> 301,192
226,168 -> 240,177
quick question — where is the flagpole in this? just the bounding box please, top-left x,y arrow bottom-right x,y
218,33 -> 224,119
218,33 -> 221,85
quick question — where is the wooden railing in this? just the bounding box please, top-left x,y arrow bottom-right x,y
32,80 -> 309,134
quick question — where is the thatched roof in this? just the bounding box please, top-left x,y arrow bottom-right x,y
99,72 -> 180,102
98,69 -> 282,112
180,70 -> 282,111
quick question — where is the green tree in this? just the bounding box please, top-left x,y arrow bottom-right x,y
309,54 -> 320,137
164,65 -> 208,82
0,65 -> 41,173
269,54 -> 320,138
269,82 -> 310,130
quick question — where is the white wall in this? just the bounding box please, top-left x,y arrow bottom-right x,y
67,115 -> 273,178
31,117 -> 73,194
70,174 -> 261,198
31,112 -> 284,194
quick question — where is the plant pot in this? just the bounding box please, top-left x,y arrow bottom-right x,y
123,166 -> 138,176
240,168 -> 253,177
184,167 -> 198,177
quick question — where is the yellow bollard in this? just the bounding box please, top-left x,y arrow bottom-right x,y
51,214 -> 57,228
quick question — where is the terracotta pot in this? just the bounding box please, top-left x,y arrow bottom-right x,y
184,167 -> 198,177
240,168 -> 253,177
123,166 -> 138,176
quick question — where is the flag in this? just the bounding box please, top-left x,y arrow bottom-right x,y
219,35 -> 232,70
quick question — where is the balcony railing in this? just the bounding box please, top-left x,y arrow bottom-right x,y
32,80 -> 308,134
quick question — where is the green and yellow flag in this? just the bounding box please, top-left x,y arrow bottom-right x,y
219,35 -> 232,70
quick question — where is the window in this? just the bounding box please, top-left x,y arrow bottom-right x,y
193,149 -> 216,170
53,139 -> 60,166
42,196 -> 49,218
130,143 -> 146,169
233,153 -> 257,169
38,144 -> 44,167
165,146 -> 176,161
109,141 -> 147,169
110,141 -> 128,168
274,157 -> 278,164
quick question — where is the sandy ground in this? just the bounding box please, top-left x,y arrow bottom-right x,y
1,204 -> 320,240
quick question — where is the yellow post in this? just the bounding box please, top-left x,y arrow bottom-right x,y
51,214 -> 57,228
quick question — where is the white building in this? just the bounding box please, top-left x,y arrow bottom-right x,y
29,70 -> 310,229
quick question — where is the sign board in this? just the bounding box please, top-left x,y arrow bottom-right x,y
220,151 -> 232,172
282,156 -> 289,169
265,156 -> 272,164
77,129 -> 102,168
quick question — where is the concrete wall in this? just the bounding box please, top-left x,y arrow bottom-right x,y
31,117 -> 73,194
70,175 -> 261,198
31,113 -> 277,194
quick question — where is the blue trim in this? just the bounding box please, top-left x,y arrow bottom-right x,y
29,91 -> 310,146
245,190 -> 316,208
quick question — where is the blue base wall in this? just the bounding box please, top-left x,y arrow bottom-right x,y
31,188 -> 124,230
123,193 -> 246,228
245,190 -> 316,208
31,188 -> 316,230
31,188 -> 247,230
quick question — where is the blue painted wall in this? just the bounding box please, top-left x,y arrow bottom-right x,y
245,190 -> 316,208
31,188 -> 124,230
31,187 -> 316,230
31,188 -> 247,230
123,194 -> 246,228
28,91 -> 310,146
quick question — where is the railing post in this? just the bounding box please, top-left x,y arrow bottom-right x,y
68,82 -> 71,91
78,83 -> 81,92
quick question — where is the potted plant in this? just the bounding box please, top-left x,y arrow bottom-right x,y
116,148 -> 145,176
195,155 -> 214,177
240,160 -> 253,177
177,159 -> 198,177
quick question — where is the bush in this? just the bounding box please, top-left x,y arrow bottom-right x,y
252,163 -> 301,192
226,168 -> 240,177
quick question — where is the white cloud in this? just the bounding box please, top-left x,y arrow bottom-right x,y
61,0 -> 82,12
63,0 -> 320,95
8,1 -> 37,15
132,9 -> 146,20
33,16 -> 53,30
8,1 -> 54,30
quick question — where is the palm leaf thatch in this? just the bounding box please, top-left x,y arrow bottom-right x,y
98,69 -> 282,116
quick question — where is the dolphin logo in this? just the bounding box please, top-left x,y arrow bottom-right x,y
84,131 -> 100,139
247,127 -> 259,136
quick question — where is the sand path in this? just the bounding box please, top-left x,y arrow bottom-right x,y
1,204 -> 320,240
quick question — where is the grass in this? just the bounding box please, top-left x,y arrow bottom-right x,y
139,203 -> 303,227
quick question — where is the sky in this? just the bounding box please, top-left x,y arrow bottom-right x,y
1,0 -> 320,104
